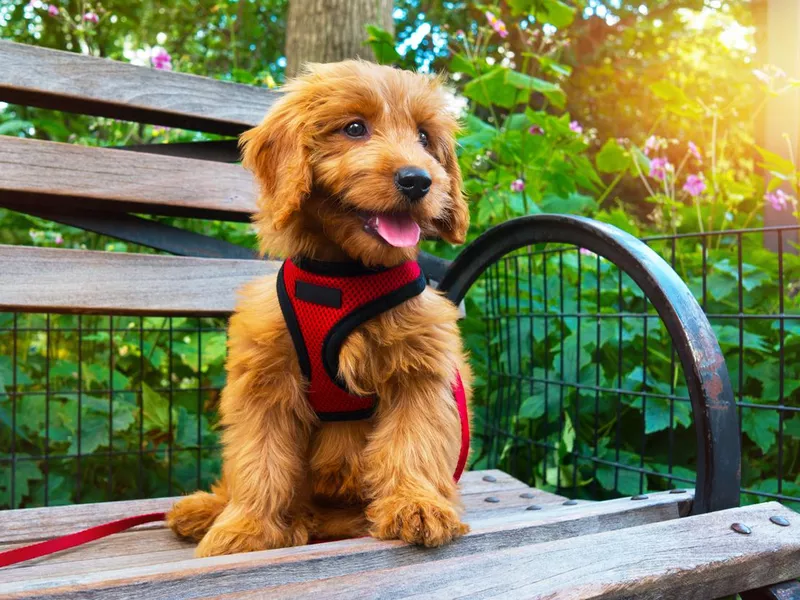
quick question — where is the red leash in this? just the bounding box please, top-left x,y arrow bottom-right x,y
0,512 -> 166,568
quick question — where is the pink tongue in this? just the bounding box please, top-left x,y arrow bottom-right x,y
375,214 -> 421,247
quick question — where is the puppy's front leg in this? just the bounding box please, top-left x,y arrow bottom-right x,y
196,369 -> 312,558
364,376 -> 469,548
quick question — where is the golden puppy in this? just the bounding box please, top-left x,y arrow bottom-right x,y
167,60 -> 472,557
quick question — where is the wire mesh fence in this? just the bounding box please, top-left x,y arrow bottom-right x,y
463,225 -> 800,511
0,314 -> 225,509
1,225 -> 799,510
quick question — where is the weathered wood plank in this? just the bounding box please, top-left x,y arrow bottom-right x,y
0,491 -> 694,598
0,470 -> 532,544
0,492 -> 681,588
260,502 -> 800,600
0,137 -> 256,221
0,245 -> 278,315
0,40 -> 274,136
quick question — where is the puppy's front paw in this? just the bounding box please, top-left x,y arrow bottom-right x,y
367,493 -> 469,548
195,514 -> 309,558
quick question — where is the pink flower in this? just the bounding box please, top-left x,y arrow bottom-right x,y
47,4 -> 58,16
765,190 -> 795,212
688,142 -> 702,162
528,125 -> 544,135
151,47 -> 172,71
644,135 -> 660,156
455,29 -> 465,38
485,11 -> 508,38
649,157 -> 673,181
83,11 -> 98,23
579,248 -> 595,257
682,174 -> 706,197
54,233 -> 64,245
569,120 -> 583,134
510,178 -> 525,192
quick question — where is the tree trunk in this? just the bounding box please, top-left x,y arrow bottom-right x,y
285,0 -> 394,77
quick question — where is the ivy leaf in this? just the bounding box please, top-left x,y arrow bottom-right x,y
643,397 -> 693,434
0,457 -> 43,506
742,409 -> 778,454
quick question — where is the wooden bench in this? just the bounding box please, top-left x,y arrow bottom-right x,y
1,39 -> 799,599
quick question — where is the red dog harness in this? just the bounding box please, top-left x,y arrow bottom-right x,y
278,257 -> 469,480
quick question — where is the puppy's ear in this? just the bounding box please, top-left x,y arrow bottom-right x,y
239,98 -> 312,230
435,136 -> 469,245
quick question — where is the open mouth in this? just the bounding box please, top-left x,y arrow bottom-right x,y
360,212 -> 421,248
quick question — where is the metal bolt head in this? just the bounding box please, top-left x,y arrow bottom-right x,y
526,504 -> 542,511
563,499 -> 578,506
632,494 -> 649,500
520,492 -> 535,499
731,522 -> 752,535
770,515 -> 790,527
669,489 -> 687,494
482,475 -> 497,483
484,496 -> 500,503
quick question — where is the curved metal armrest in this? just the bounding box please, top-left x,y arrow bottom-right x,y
439,214 -> 740,514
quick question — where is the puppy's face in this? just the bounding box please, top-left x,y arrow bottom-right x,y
240,61 -> 469,266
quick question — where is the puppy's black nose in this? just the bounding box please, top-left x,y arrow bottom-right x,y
394,167 -> 431,202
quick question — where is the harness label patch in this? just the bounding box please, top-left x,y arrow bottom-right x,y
295,280 -> 342,308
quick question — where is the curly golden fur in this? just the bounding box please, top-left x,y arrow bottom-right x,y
167,60 -> 472,557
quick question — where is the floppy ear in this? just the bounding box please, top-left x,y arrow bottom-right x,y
239,97 -> 312,231
435,136 -> 469,245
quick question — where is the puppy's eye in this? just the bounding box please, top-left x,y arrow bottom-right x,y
418,129 -> 429,148
344,121 -> 367,138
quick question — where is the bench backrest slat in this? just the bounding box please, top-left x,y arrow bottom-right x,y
0,136 -> 256,221
0,245 -> 278,315
0,40 -> 275,135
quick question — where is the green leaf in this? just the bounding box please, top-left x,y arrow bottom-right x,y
509,0 -> 575,27
756,146 -> 796,177
463,67 -> 525,109
742,409 -> 778,453
449,53 -> 477,78
1,457 -> 43,505
540,192 -> 597,214
643,397 -> 693,434
596,139 -> 630,174
519,394 -> 545,419
365,25 -> 401,65
0,119 -> 34,135
505,70 -> 565,108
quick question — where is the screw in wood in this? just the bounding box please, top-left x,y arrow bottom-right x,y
563,499 -> 578,506
730,523 -> 752,535
632,495 -> 649,500
669,489 -> 687,494
482,475 -> 497,483
484,496 -> 500,503
770,515 -> 790,527
526,505 -> 542,511
519,492 -> 535,499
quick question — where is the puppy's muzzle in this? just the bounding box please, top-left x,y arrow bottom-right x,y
394,166 -> 432,203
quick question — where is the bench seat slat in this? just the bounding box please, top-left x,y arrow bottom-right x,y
258,502 -> 800,600
0,137 -> 256,221
0,40 -> 274,136
0,245 -> 278,315
0,489 -> 693,597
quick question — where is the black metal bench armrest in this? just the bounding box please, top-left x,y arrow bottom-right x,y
439,214 -> 740,515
